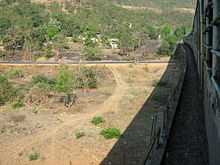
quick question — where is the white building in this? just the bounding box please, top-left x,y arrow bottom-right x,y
109,39 -> 119,49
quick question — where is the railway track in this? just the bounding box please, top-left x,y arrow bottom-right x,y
162,45 -> 209,165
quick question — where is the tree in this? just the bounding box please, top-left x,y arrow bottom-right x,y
161,24 -> 173,40
74,66 -> 97,89
157,40 -> 171,56
82,27 -> 101,60
118,26 -> 137,55
166,34 -> 177,51
3,29 -> 24,51
0,18 -> 11,38
31,26 -> 47,49
0,74 -> 16,105
83,27 -> 97,47
174,26 -> 186,39
83,46 -> 101,60
46,24 -> 60,41
55,66 -> 74,93
147,26 -> 159,40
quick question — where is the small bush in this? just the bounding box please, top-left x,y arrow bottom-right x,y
74,67 -> 97,89
35,82 -> 52,91
165,34 -> 177,51
6,68 -> 24,79
32,75 -> 56,91
100,128 -> 121,139
0,74 -> 16,105
147,26 -> 159,40
91,116 -> 104,125
25,84 -> 52,105
11,99 -> 24,109
157,41 -> 171,56
29,151 -> 40,161
174,26 -> 186,39
83,46 -> 101,61
32,75 -> 55,86
75,131 -> 85,139
55,66 -> 74,93
158,24 -> 179,56
161,24 -> 173,39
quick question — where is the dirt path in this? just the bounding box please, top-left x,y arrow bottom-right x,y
116,4 -> 194,14
100,66 -> 129,113
115,4 -> 162,14
0,66 -> 130,165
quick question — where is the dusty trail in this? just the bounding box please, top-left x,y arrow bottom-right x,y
116,4 -> 194,14
0,66 -> 129,165
101,66 -> 129,113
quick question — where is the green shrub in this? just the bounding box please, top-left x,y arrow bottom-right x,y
100,128 -> 121,139
0,74 -> 16,105
6,68 -> 24,79
29,151 -> 40,161
44,47 -> 53,58
55,66 -> 74,93
83,46 -> 101,61
166,34 -> 177,51
36,82 -> 52,91
11,99 -> 24,109
32,75 -> 56,90
159,24 -> 179,56
74,67 -> 97,89
0,17 -> 11,37
75,131 -> 85,139
32,75 -> 55,85
147,26 -> 159,40
0,0 -> 193,57
157,40 -> 171,56
91,116 -> 104,125
46,24 -> 60,40
174,26 -> 187,39
161,24 -> 173,39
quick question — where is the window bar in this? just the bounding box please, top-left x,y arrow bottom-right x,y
212,0 -> 220,83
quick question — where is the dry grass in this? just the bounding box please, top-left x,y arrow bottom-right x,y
0,63 -> 177,165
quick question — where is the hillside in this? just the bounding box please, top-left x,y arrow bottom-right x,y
115,0 -> 195,8
0,0 -> 195,61
33,0 -> 195,8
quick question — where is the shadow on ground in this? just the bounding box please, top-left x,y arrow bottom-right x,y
101,47 -> 184,165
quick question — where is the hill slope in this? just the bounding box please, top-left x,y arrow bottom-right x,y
0,0 -> 194,60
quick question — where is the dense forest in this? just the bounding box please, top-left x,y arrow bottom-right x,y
0,0 -> 194,60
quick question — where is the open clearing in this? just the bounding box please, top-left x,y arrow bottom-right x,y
116,4 -> 195,14
0,63 -> 176,165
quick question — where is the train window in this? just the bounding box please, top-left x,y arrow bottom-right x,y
205,0 -> 213,69
212,0 -> 220,83
217,97 -> 220,117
